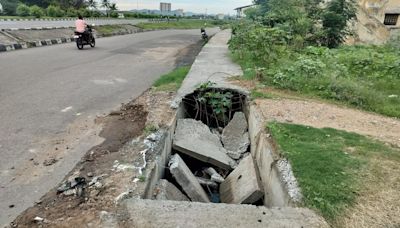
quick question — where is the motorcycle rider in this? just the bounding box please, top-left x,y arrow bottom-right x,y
75,15 -> 88,41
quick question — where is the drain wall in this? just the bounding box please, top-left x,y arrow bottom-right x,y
144,94 -> 293,207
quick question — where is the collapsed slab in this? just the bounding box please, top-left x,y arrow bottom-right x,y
173,119 -> 234,170
124,199 -> 330,228
222,112 -> 250,160
153,179 -> 189,201
220,155 -> 264,204
169,154 -> 210,203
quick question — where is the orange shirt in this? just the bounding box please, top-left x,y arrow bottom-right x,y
75,19 -> 86,33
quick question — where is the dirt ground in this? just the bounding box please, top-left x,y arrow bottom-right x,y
10,89 -> 176,228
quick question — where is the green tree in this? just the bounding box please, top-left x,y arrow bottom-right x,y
87,0 -> 97,10
29,5 -> 44,18
100,0 -> 109,16
46,5 -> 64,17
321,0 -> 357,48
16,3 -> 30,16
0,0 -> 18,15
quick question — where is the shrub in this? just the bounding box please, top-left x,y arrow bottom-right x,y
29,5 -> 44,18
46,5 -> 64,17
16,3 -> 30,17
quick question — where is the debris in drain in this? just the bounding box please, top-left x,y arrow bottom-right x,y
173,119 -> 235,170
221,112 -> 250,160
220,155 -> 264,204
153,179 -> 189,201
196,177 -> 218,189
204,167 -> 224,183
168,154 -> 210,203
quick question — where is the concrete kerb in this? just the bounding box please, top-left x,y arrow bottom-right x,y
0,25 -> 141,53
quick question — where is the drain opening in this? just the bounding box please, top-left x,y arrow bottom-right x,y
151,88 -> 265,206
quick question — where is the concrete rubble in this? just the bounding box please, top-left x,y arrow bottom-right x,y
222,112 -> 250,160
153,179 -> 189,201
168,154 -> 210,203
173,118 -> 235,170
220,155 -> 264,204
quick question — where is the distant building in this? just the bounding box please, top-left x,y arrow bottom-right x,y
217,14 -> 225,20
160,2 -> 171,12
0,3 -> 3,13
175,9 -> 184,17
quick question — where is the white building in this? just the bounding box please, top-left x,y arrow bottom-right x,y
217,14 -> 225,20
175,9 -> 184,17
0,3 -> 3,14
160,2 -> 171,12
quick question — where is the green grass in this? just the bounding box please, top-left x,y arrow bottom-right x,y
250,89 -> 275,99
137,19 -> 223,30
94,24 -> 128,35
268,122 -> 400,222
153,66 -> 190,91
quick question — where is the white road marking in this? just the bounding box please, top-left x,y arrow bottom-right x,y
61,106 -> 73,112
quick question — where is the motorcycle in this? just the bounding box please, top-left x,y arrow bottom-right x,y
74,24 -> 95,50
201,28 -> 208,42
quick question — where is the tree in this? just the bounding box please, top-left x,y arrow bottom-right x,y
101,0 -> 109,16
87,0 -> 97,10
29,5 -> 44,18
321,0 -> 357,48
16,3 -> 30,16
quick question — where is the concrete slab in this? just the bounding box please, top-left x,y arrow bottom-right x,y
173,119 -> 235,170
123,199 -> 330,228
169,154 -> 210,203
153,179 -> 189,201
220,155 -> 264,204
222,112 -> 250,159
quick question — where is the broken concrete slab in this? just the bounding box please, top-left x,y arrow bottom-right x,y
220,155 -> 264,204
204,167 -> 224,183
173,119 -> 235,170
123,199 -> 330,228
196,177 -> 218,189
222,112 -> 250,160
153,179 -> 189,201
168,154 -> 210,203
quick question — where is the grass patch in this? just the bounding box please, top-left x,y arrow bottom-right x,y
94,24 -> 127,35
153,66 -> 190,92
143,124 -> 158,136
268,122 -> 400,223
250,89 -> 275,99
137,19 -> 225,30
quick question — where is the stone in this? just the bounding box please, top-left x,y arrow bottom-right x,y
153,179 -> 189,201
204,167 -> 224,183
220,155 -> 264,204
196,177 -> 218,189
173,119 -> 234,170
168,154 -> 210,202
124,199 -> 330,228
222,112 -> 250,160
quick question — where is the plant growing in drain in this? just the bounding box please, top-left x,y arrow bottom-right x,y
193,81 -> 234,127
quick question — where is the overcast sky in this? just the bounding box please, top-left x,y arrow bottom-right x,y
114,0 -> 254,14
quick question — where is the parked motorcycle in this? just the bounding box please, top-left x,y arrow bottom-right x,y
201,28 -> 208,42
74,24 -> 95,50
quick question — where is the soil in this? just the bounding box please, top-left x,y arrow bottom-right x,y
10,89 -> 177,228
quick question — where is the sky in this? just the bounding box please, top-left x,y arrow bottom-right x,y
114,0 -> 254,15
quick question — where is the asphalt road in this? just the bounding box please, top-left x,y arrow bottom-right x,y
0,28 -> 218,226
0,19 -> 147,29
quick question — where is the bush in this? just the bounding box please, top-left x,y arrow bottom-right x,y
110,11 -> 118,18
0,0 -> 18,15
66,8 -> 77,17
46,5 -> 64,17
78,8 -> 91,17
16,3 -> 30,17
29,5 -> 44,18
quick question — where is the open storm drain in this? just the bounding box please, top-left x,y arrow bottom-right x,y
149,87 -> 267,205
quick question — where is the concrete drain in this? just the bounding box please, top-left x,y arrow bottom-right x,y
144,88 -> 300,207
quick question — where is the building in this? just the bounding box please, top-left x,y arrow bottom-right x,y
234,4 -> 255,18
0,3 -> 3,14
217,14 -> 225,20
175,9 -> 184,17
160,2 -> 171,12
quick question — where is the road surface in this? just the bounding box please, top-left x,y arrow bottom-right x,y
0,19 -> 147,30
0,28 -> 218,226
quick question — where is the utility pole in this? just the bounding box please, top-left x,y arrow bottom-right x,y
205,8 -> 207,19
